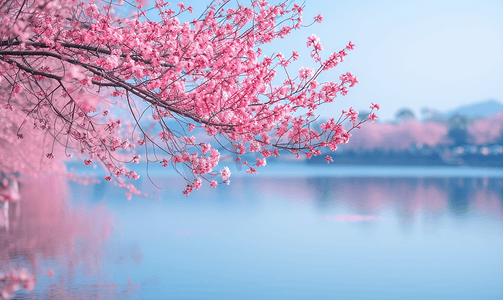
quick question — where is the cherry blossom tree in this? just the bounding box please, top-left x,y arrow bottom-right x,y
467,112 -> 503,145
342,120 -> 448,152
0,0 -> 377,197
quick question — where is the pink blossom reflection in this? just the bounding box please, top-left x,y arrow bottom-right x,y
0,268 -> 36,299
233,176 -> 503,222
0,176 -> 138,299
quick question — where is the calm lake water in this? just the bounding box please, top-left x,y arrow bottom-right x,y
1,164 -> 503,299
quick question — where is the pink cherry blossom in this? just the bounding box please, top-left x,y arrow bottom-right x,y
370,102 -> 380,110
210,180 -> 218,188
0,0 -> 376,196
346,41 -> 355,50
256,157 -> 267,167
221,167 -> 231,181
368,113 -> 378,122
314,14 -> 323,23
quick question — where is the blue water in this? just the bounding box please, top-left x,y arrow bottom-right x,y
1,164 -> 503,299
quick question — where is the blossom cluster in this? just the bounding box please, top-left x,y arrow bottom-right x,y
0,268 -> 36,299
0,0 -> 377,197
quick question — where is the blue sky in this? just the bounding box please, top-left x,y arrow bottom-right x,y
140,0 -> 503,122
277,0 -> 503,121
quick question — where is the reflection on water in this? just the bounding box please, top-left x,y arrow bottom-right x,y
1,167 -> 503,299
305,177 -> 503,219
0,177 -> 139,299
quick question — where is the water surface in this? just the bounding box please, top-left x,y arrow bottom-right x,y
1,164 -> 502,299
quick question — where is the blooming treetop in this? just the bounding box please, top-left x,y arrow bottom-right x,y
467,112 -> 503,145
343,119 -> 449,152
0,0 -> 378,197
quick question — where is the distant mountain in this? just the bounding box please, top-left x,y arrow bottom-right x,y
444,99 -> 503,119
